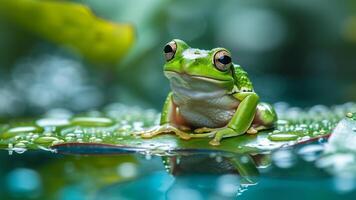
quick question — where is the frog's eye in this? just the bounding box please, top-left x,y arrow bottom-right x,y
163,41 -> 177,61
213,50 -> 232,72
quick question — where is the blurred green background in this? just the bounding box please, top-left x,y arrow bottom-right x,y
0,0 -> 356,117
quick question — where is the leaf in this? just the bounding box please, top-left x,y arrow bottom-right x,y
1,103 -> 354,156
0,0 -> 135,63
52,132 -> 330,156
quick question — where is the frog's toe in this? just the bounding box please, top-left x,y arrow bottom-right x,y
141,132 -> 157,138
209,139 -> 221,146
140,127 -> 164,138
139,124 -> 170,138
208,128 -> 239,146
194,127 -> 216,133
189,131 -> 216,138
163,124 -> 192,140
175,131 -> 191,140
170,128 -> 191,140
141,133 -> 156,138
246,127 -> 258,134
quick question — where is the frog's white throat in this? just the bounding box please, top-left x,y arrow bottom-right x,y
164,71 -> 231,100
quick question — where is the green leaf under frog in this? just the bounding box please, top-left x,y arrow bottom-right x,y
1,103 -> 355,156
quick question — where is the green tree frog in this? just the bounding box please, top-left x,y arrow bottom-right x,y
141,39 -> 277,146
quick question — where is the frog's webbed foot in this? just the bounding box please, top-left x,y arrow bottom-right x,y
191,127 -> 240,146
138,124 -> 191,140
208,127 -> 243,146
189,127 -> 226,138
194,127 -> 217,133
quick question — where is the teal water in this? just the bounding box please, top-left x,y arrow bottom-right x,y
1,139 -> 356,200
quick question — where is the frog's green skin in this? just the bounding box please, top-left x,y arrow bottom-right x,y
141,39 -> 277,145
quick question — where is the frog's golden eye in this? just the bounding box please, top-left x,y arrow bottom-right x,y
213,50 -> 232,72
163,41 -> 177,61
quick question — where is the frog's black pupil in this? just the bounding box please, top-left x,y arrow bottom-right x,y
164,45 -> 173,53
218,55 -> 231,64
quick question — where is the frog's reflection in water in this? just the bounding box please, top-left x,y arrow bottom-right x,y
95,153 -> 266,200
163,153 -> 264,199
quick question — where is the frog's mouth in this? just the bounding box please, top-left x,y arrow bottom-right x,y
164,70 -> 233,90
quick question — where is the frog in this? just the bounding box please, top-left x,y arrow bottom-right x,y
140,39 -> 277,146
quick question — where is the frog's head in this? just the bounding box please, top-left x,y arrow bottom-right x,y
163,39 -> 235,90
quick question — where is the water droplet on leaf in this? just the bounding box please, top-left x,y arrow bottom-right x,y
1,126 -> 43,139
36,118 -> 70,127
34,136 -> 59,144
70,117 -> 114,127
268,133 -> 298,141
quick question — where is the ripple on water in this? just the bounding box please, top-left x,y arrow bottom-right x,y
297,144 -> 324,162
6,168 -> 42,197
272,149 -> 296,169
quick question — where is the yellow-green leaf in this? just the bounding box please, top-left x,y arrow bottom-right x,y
0,0 -> 135,63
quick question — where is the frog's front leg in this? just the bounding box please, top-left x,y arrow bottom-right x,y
209,92 -> 259,146
140,92 -> 191,140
